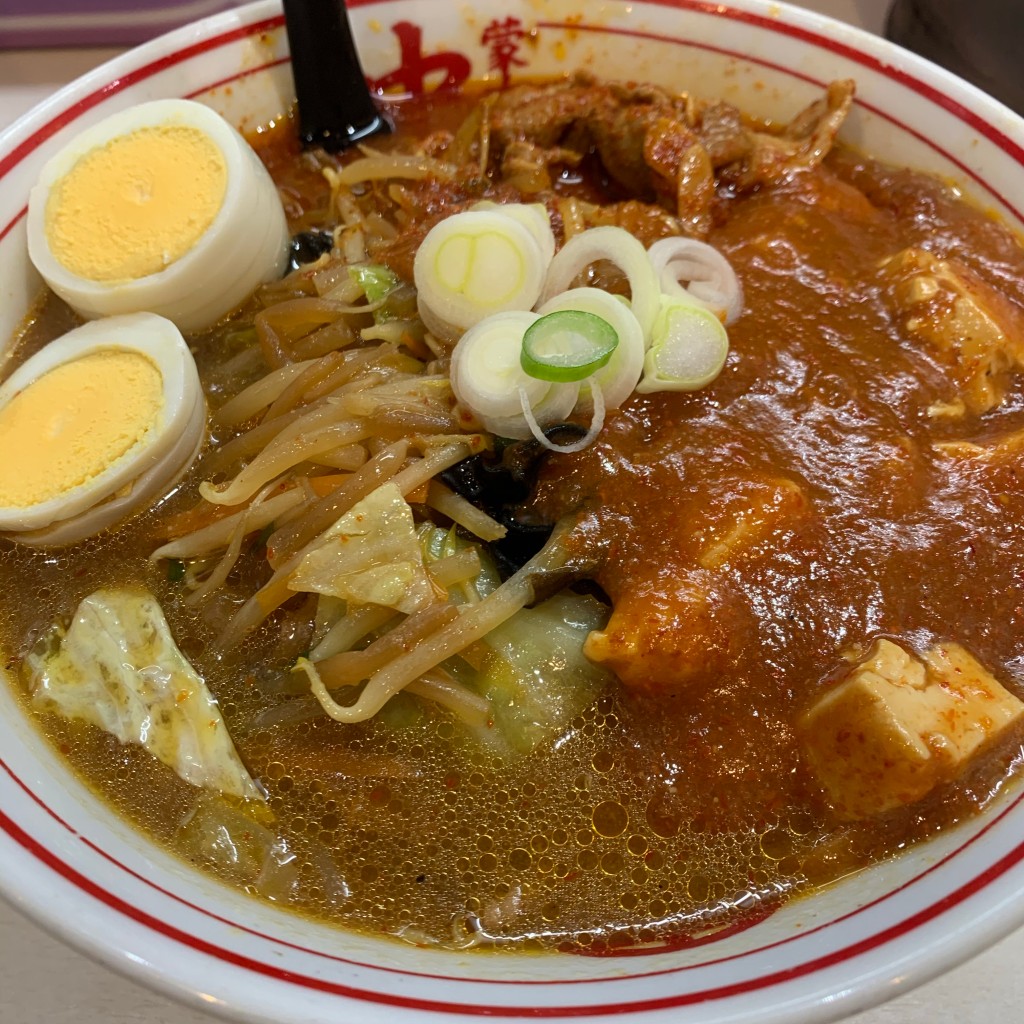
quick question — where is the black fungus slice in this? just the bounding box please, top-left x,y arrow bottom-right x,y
287,229 -> 336,273
440,425 -> 588,577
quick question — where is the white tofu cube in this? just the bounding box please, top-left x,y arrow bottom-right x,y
799,638 -> 1024,820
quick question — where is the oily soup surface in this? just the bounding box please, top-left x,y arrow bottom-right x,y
3,85 -> 1024,952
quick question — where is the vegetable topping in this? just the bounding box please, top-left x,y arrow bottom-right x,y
25,588 -> 262,801
647,236 -> 745,324
539,225 -> 662,342
637,296 -> 730,393
535,288 -> 645,411
414,210 -> 549,339
520,309 -> 619,383
433,207 -> 741,447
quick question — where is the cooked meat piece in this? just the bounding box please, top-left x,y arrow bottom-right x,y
727,79 -> 855,189
487,78 -> 598,149
606,77 -> 696,117
697,101 -> 754,168
880,246 -> 1024,413
576,86 -> 714,231
484,74 -> 712,225
587,102 -> 664,198
581,85 -> 695,198
499,140 -> 582,194
481,76 -> 853,229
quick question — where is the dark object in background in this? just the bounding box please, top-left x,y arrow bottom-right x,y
886,0 -> 1023,114
0,1 -> 243,47
282,0 -> 391,152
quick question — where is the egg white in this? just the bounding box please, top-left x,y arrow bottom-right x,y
26,99 -> 290,333
0,313 -> 206,545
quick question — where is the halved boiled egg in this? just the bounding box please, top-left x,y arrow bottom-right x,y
0,313 -> 205,546
27,99 -> 290,333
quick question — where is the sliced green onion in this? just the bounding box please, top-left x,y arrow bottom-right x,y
481,381 -> 580,440
349,263 -> 402,326
520,310 -> 619,383
450,311 -> 546,418
647,237 -> 744,325
536,288 -> 644,409
636,296 -> 730,393
449,311 -> 579,440
414,210 -> 548,338
471,201 -> 556,265
538,226 -> 661,343
518,377 -> 606,454
349,263 -> 399,304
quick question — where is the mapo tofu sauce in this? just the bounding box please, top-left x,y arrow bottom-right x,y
3,81 -> 1024,954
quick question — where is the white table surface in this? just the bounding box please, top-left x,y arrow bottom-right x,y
2,3 -> 1023,1022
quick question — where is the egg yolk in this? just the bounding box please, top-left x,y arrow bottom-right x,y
44,125 -> 227,282
0,349 -> 164,509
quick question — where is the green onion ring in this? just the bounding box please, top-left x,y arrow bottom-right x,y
520,310 -> 619,383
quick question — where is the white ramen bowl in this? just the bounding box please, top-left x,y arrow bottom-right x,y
2,2 -> 1024,1022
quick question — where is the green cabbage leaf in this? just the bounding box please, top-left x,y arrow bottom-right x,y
469,590 -> 614,757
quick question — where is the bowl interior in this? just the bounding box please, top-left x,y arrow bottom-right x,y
2,2 -> 1024,1022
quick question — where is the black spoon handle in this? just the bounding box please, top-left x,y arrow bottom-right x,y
282,0 -> 391,152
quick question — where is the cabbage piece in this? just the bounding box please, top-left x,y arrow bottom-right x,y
349,263 -> 399,305
25,588 -> 262,801
178,796 -> 301,902
289,483 -> 436,614
179,795 -> 351,906
470,590 -> 614,757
